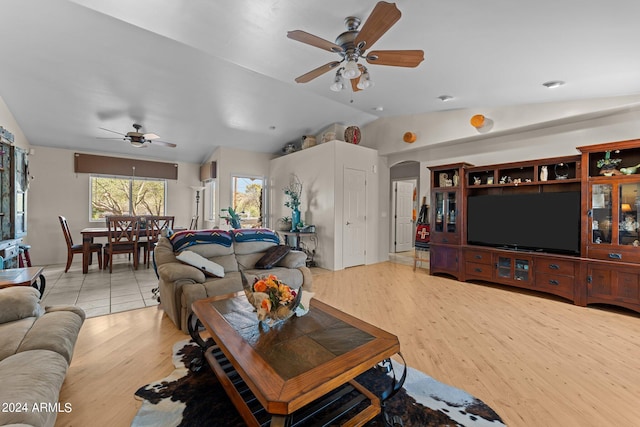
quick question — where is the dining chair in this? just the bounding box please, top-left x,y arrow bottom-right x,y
58,215 -> 103,273
104,215 -> 140,273
139,215 -> 175,268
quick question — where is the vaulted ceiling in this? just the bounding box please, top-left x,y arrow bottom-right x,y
2,0 -> 640,163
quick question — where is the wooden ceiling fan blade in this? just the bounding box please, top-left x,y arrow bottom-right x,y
287,30 -> 344,53
354,2 -> 401,52
295,61 -> 341,83
350,77 -> 362,92
350,64 -> 366,92
366,50 -> 425,67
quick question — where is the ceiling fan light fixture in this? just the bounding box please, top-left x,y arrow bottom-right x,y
330,71 -> 345,91
341,59 -> 361,79
130,140 -> 146,148
356,69 -> 374,90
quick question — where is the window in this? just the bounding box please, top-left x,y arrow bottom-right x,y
231,175 -> 264,228
90,175 -> 167,221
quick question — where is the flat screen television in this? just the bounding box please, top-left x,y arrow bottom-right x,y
467,191 -> 581,255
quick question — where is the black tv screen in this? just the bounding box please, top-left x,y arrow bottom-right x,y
467,191 -> 581,255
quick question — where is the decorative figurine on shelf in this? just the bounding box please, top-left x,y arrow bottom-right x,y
452,171 -> 459,187
540,166 -> 548,181
473,176 -> 481,185
597,150 -> 622,176
554,162 -> 570,179
620,163 -> 640,175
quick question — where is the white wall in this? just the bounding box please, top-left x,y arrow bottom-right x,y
26,146 -> 201,265
203,146 -> 275,229
270,141 -> 382,270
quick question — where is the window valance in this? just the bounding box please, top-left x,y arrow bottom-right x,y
74,153 -> 178,180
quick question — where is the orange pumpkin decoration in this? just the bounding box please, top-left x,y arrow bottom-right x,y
403,132 -> 417,143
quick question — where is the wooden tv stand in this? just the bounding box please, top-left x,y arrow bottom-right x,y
429,139 -> 640,315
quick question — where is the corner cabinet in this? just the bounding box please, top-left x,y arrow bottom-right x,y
428,163 -> 472,278
578,140 -> 640,312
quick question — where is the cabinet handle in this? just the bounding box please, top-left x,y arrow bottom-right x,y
474,268 -> 483,273
443,238 -> 449,243
475,255 -> 482,259
608,253 -> 622,260
549,264 -> 560,270
549,279 -> 559,286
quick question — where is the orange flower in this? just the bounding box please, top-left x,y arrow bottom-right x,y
254,280 -> 267,293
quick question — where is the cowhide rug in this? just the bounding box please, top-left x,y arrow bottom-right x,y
132,340 -> 505,427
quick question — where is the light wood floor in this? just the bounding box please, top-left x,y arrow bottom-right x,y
55,262 -> 640,427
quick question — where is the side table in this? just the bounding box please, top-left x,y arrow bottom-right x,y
0,267 -> 46,296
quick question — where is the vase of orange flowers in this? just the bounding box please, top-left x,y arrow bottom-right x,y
241,272 -> 302,326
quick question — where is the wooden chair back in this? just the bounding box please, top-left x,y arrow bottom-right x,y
105,215 -> 140,272
107,215 -> 140,246
58,215 -> 75,249
145,216 -> 175,242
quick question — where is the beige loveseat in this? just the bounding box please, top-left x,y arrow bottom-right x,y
0,286 -> 85,427
155,228 -> 312,332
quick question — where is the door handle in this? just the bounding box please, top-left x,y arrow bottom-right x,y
346,221 -> 351,226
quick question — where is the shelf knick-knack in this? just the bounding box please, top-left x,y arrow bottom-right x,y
554,163 -> 569,179
540,166 -> 548,181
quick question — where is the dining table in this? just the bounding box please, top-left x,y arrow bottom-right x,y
80,226 -> 185,274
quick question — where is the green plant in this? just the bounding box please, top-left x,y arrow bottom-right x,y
220,207 -> 242,229
283,174 -> 302,210
597,150 -> 622,169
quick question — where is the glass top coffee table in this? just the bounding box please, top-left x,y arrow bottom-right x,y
190,292 -> 402,427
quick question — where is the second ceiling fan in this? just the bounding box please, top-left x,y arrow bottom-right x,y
287,1 -> 424,91
98,123 -> 177,149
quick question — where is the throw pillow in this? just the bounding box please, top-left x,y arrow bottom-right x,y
176,251 -> 225,277
255,245 -> 291,269
0,286 -> 43,323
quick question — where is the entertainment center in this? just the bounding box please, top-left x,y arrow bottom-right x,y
429,139 -> 640,314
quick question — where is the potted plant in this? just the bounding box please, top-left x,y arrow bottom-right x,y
597,150 -> 622,176
283,174 -> 302,231
276,216 -> 292,231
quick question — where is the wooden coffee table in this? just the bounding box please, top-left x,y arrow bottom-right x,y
0,267 -> 46,296
190,292 -> 402,427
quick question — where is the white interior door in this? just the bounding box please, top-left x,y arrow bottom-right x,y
394,180 -> 415,252
343,167 -> 366,268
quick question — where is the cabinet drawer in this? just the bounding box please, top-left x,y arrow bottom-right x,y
430,234 -> 460,245
465,250 -> 492,265
465,262 -> 493,280
535,273 -> 574,300
587,247 -> 640,264
535,259 -> 576,276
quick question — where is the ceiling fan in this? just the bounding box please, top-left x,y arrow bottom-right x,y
287,1 -> 424,91
97,123 -> 177,148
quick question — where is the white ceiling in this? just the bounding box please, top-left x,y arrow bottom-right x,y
2,0 -> 640,163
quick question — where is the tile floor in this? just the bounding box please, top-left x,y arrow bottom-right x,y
37,249 -> 427,319
40,256 -> 159,318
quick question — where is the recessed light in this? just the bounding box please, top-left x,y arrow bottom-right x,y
373,106 -> 384,112
542,80 -> 565,89
438,95 -> 454,102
